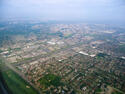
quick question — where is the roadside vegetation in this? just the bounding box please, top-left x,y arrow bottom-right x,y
0,58 -> 39,94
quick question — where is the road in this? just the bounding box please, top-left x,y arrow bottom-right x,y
1,56 -> 42,94
13,42 -> 83,66
0,42 -> 84,94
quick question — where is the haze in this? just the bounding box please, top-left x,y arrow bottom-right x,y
0,0 -> 125,24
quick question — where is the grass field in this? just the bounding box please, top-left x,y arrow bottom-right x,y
1,69 -> 39,94
39,74 -> 63,89
115,44 -> 125,54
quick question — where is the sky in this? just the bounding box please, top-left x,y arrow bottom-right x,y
0,0 -> 125,23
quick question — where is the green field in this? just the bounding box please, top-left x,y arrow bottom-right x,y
1,69 -> 39,94
38,74 -> 63,89
115,44 -> 125,54
0,49 -> 3,53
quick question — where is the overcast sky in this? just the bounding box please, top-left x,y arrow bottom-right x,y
0,0 -> 125,23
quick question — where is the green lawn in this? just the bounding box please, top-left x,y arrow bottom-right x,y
2,70 -> 38,94
38,74 -> 63,89
0,49 -> 3,53
115,44 -> 125,54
